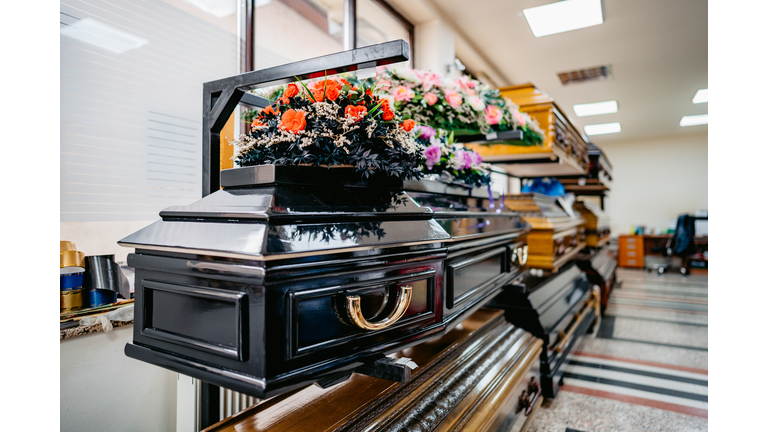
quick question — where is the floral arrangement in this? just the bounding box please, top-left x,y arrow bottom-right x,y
231,75 -> 424,180
415,126 -> 492,188
375,68 -> 545,146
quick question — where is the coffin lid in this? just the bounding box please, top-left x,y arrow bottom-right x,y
119,166 -> 528,260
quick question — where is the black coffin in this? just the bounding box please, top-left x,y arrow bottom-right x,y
120,166 -> 528,398
576,247 -> 617,312
488,263 -> 598,398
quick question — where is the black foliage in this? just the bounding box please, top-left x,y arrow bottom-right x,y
235,91 -> 425,181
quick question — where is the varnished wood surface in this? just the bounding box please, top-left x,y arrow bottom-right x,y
204,308 -> 543,432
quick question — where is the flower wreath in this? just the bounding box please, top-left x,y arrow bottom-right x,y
232,75 -> 424,180
376,68 -> 545,146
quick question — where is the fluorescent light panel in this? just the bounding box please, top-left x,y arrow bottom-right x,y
692,89 -> 708,104
680,114 -> 708,127
523,0 -> 604,37
584,122 -> 621,135
573,100 -> 617,117
60,18 -> 147,53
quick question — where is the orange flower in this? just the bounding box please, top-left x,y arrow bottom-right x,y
325,85 -> 340,101
309,79 -> 342,102
283,83 -> 299,98
311,79 -> 341,92
401,119 -> 415,131
262,105 -> 278,116
251,118 -> 264,130
280,109 -> 306,134
340,78 -> 350,86
345,105 -> 368,121
382,109 -> 394,121
280,96 -> 290,105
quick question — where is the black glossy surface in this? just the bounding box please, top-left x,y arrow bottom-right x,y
489,263 -> 595,397
121,170 -> 529,398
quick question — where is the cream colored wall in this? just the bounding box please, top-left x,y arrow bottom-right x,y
61,326 -> 177,431
598,132 -> 708,236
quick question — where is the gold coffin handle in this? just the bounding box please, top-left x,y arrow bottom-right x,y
346,285 -> 412,331
553,298 -> 595,353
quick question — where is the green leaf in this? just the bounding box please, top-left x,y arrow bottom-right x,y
293,74 -> 316,103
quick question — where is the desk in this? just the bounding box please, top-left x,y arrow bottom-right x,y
618,235 -> 708,269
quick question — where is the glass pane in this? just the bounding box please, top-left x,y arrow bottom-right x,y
357,0 -> 410,66
60,0 -> 237,262
254,0 -> 345,70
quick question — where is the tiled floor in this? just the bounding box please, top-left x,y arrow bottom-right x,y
530,268 -> 708,431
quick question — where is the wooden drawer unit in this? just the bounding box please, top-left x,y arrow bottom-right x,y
618,235 -> 644,268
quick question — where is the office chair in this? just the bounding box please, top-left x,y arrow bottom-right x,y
653,214 -> 696,276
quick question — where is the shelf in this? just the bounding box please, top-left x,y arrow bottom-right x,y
453,129 -> 523,145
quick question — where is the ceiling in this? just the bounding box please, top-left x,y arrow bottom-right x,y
389,0 -> 708,145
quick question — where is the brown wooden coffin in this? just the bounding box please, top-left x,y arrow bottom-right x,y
504,194 -> 587,271
204,308 -> 544,432
465,84 -> 590,177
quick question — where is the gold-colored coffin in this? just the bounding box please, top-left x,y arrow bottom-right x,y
466,84 -> 590,177
204,309 -> 544,432
505,194 -> 587,271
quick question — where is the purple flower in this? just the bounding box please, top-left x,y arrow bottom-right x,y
424,144 -> 442,170
415,125 -> 436,141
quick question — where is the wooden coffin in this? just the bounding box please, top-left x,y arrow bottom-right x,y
558,144 -> 613,196
489,264 -> 599,398
119,166 -> 529,399
204,308 -> 544,432
573,201 -> 610,248
504,193 -> 587,271
465,84 -> 590,177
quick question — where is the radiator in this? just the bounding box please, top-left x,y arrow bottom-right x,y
176,375 -> 260,431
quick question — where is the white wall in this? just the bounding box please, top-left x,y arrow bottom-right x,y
61,326 -> 178,432
598,132 -> 708,235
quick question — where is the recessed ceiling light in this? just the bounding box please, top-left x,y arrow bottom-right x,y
573,100 -> 618,117
584,122 -> 621,135
692,89 -> 708,104
680,114 -> 708,127
523,0 -> 604,38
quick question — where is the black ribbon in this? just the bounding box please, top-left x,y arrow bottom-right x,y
83,255 -> 131,300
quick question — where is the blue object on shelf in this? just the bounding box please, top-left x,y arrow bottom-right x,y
521,177 -> 565,197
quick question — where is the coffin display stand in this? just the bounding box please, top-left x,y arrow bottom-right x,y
489,264 -> 600,398
119,41 -> 531,403
464,84 -> 590,177
203,309 -> 543,432
504,193 -> 587,272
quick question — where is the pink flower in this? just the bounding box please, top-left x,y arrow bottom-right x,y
470,151 -> 482,166
424,144 -> 442,170
378,80 -> 391,91
485,105 -> 503,125
445,89 -> 463,108
456,150 -> 474,170
421,72 -> 443,91
513,110 -> 527,126
393,85 -> 415,102
424,93 -> 438,106
454,76 -> 476,92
